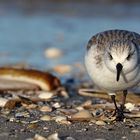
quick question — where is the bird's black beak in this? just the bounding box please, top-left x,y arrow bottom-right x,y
116,63 -> 123,82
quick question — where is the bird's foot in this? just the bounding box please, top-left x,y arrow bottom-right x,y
115,107 -> 125,121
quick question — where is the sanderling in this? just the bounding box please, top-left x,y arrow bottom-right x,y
85,29 -> 140,120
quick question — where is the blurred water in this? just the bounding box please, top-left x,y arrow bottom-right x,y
0,7 -> 140,69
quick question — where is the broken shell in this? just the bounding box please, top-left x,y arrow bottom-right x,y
76,106 -> 84,111
0,98 -> 8,107
81,100 -> 92,109
125,103 -> 135,111
15,112 -> 30,118
58,108 -> 78,115
39,106 -> 52,112
131,129 -> 140,133
52,102 -> 61,108
53,116 -> 67,123
38,91 -> 54,100
70,110 -> 93,121
60,90 -> 69,98
58,120 -> 71,125
40,115 -> 52,121
95,120 -> 106,126
0,68 -> 61,91
44,47 -> 63,59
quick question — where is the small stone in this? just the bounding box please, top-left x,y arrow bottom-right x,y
27,124 -> 38,129
76,106 -> 84,111
15,112 -> 30,118
34,134 -> 47,140
40,115 -> 52,121
131,129 -> 140,133
52,102 -> 61,108
47,133 -> 60,140
81,100 -> 92,108
53,116 -> 67,123
43,127 -> 49,131
58,108 -> 78,115
70,110 -> 93,121
26,138 -> 34,140
9,117 -> 16,122
93,138 -> 105,140
122,136 -> 127,139
60,90 -> 69,98
38,91 -> 54,100
39,106 -> 52,112
59,120 -> 71,125
95,121 -> 106,126
65,136 -> 76,140
22,103 -> 37,109
44,47 -> 63,59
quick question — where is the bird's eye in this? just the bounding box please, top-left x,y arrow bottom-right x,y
126,54 -> 131,60
126,51 -> 135,61
108,53 -> 113,60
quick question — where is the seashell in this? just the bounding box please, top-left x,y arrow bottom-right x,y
40,115 -> 52,121
70,110 -> 93,121
0,68 -> 61,91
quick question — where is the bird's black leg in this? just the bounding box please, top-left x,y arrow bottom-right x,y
111,95 -> 124,121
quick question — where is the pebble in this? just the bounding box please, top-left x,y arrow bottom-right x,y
95,120 -> 106,126
81,100 -> 92,109
38,91 -> 54,100
60,90 -> 69,98
121,136 -> 127,139
47,133 -> 60,140
65,136 -> 76,140
93,138 -> 106,140
34,134 -> 47,140
70,110 -> 93,121
44,47 -> 63,59
9,117 -> 16,122
131,129 -> 140,133
39,106 -> 52,112
15,112 -> 30,118
52,102 -> 61,108
40,115 -> 52,121
76,106 -> 84,111
58,108 -> 78,115
53,116 -> 67,123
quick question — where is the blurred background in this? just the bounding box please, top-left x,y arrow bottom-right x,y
0,0 -> 140,73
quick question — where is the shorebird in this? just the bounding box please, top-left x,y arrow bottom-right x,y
85,29 -> 140,120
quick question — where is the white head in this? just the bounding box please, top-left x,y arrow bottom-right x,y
104,40 -> 139,81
